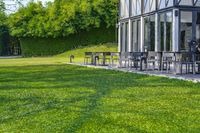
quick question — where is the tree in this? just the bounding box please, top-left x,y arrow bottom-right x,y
7,0 -> 119,38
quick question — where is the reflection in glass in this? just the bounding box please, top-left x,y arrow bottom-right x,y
125,22 -> 129,52
196,13 -> 200,45
166,0 -> 173,7
166,12 -> 173,51
195,0 -> 200,6
144,15 -> 155,51
120,0 -> 129,18
131,20 -> 141,52
120,23 -> 124,52
131,0 -> 136,16
150,15 -> 155,51
158,0 -> 165,9
159,12 -> 172,51
180,12 -> 192,51
160,13 -> 165,51
179,0 -> 193,5
144,0 -> 150,13
136,0 -> 141,15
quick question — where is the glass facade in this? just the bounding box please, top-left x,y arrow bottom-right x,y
119,0 -> 200,53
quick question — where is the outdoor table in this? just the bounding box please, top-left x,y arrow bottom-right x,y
92,52 -> 111,66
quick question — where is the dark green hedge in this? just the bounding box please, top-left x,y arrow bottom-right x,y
20,27 -> 116,57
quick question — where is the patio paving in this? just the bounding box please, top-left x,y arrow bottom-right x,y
68,63 -> 200,83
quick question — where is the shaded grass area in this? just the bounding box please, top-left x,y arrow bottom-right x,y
0,58 -> 200,132
20,27 -> 115,57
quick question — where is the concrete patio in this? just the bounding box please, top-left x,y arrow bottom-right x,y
68,63 -> 200,83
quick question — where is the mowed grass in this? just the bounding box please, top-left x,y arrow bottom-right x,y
0,44 -> 200,132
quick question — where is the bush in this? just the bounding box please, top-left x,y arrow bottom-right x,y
20,27 -> 116,57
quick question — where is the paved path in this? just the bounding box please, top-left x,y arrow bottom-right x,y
68,63 -> 200,83
0,56 -> 22,59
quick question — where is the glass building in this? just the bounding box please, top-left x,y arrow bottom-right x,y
118,0 -> 200,52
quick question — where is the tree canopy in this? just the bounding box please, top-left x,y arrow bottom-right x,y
6,0 -> 118,38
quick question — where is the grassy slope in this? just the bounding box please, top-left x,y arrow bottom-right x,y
56,43 -> 118,63
0,58 -> 200,132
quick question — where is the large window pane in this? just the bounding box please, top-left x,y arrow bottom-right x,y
120,0 -> 129,18
131,20 -> 141,52
125,22 -> 129,52
160,13 -> 165,51
166,12 -> 173,51
136,0 -> 141,15
144,0 -> 156,13
150,0 -> 156,11
179,0 -> 193,5
150,15 -> 155,51
120,23 -> 124,52
137,20 -> 141,52
196,13 -> 200,45
159,12 -> 172,52
166,0 -> 173,7
131,0 -> 136,16
144,15 -> 155,51
144,0 -> 150,13
158,0 -> 165,9
180,12 -> 192,51
195,0 -> 200,6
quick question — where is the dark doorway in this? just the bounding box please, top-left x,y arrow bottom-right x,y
0,27 -> 21,56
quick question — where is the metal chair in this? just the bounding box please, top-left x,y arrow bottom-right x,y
161,52 -> 176,73
129,52 -> 147,71
147,51 -> 162,70
110,52 -> 120,67
175,52 -> 194,74
119,52 -> 130,68
94,52 -> 104,66
84,52 -> 93,65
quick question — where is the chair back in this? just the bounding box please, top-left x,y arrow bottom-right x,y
85,52 -> 93,57
148,51 -> 161,60
120,52 -> 131,59
95,52 -> 104,57
162,52 -> 175,62
176,52 -> 193,62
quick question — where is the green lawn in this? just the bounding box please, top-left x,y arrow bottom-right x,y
0,47 -> 200,132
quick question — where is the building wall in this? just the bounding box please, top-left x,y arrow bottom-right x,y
118,0 -> 200,53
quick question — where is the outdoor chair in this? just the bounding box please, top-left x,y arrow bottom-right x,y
94,52 -> 104,66
161,52 -> 176,73
110,52 -> 120,67
147,51 -> 162,70
84,52 -> 93,65
194,53 -> 200,74
119,52 -> 130,68
175,52 -> 194,74
129,52 -> 147,71
99,52 -> 111,66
